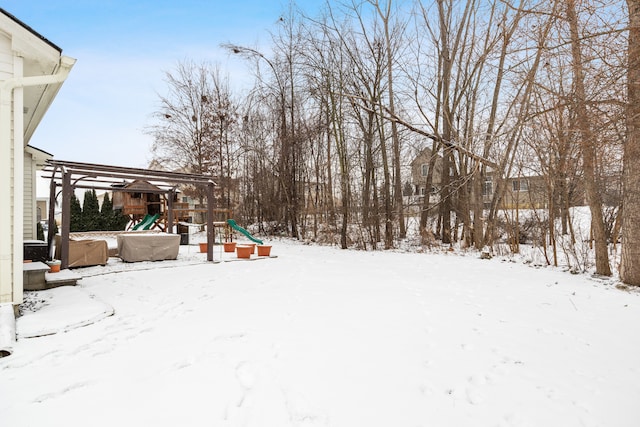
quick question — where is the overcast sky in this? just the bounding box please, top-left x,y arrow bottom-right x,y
6,0 -> 321,168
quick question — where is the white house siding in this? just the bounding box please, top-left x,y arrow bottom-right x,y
0,33 -> 12,76
0,32 -> 15,304
23,152 -> 34,239
0,32 -> 26,305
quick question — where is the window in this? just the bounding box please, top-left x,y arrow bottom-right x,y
418,186 -> 437,196
421,164 -> 429,176
483,177 -> 493,196
512,179 -> 529,192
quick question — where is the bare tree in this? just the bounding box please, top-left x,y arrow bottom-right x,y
306,14 -> 354,248
565,0 -> 612,276
319,0 -> 397,248
482,1 -> 556,249
206,68 -> 241,210
371,0 -> 407,239
148,61 -> 235,203
410,0 -> 530,248
622,0 -> 640,285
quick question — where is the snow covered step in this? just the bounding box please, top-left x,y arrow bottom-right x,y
44,269 -> 83,289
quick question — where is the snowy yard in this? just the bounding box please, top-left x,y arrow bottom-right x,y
1,240 -> 639,427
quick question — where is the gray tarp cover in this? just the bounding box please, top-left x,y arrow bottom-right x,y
117,233 -> 181,262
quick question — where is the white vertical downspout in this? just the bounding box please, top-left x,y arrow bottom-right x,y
0,79 -> 14,305
0,304 -> 16,356
13,57 -> 24,306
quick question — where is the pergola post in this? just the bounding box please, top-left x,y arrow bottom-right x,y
46,174 -> 57,257
207,182 -> 215,262
167,189 -> 175,234
60,169 -> 72,269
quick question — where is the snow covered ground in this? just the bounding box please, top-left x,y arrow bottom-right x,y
2,240 -> 639,427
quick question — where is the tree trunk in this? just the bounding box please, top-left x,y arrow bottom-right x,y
377,106 -> 394,249
438,0 -> 454,245
566,0 -> 611,276
376,1 -> 406,240
419,141 -> 440,231
362,110 -> 377,249
621,0 -> 640,285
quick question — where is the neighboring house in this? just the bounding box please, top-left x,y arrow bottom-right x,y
27,145 -> 53,235
0,8 -> 75,314
112,180 -> 165,218
410,147 -> 444,198
482,174 -> 547,210
410,147 -> 548,210
147,160 -> 240,223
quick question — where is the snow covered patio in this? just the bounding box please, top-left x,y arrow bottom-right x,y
1,241 -> 639,426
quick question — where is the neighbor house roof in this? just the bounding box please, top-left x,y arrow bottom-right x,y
25,144 -> 53,166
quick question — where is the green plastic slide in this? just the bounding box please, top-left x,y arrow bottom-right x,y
132,214 -> 151,231
227,219 -> 263,245
133,213 -> 160,231
141,213 -> 160,230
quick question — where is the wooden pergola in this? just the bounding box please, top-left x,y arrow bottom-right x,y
42,159 -> 217,268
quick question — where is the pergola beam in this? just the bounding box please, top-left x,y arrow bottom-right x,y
45,159 -> 216,183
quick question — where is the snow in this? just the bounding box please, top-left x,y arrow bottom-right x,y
2,240 -> 640,427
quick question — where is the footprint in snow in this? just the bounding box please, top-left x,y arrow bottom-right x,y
235,362 -> 255,390
468,374 -> 489,386
283,389 -> 330,426
33,380 -> 94,403
501,412 -> 533,427
465,387 -> 484,405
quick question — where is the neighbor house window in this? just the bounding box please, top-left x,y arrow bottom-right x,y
483,177 -> 493,196
512,179 -> 529,192
421,164 -> 429,176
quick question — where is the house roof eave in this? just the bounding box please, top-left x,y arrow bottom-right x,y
0,8 -> 61,53
1,8 -> 75,146
25,144 -> 53,167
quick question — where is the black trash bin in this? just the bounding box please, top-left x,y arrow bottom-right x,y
180,233 -> 189,245
24,240 -> 48,262
178,221 -> 191,245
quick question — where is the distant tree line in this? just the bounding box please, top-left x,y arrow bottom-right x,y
147,0 -> 640,285
70,190 -> 129,232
